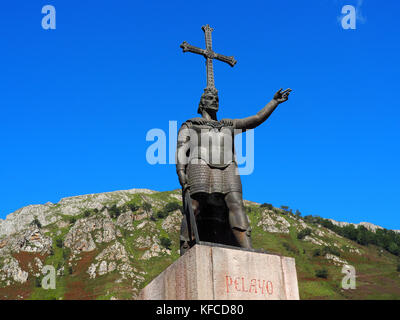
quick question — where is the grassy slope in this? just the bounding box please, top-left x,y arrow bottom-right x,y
246,205 -> 400,300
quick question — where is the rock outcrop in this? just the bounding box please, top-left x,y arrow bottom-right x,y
257,209 -> 290,234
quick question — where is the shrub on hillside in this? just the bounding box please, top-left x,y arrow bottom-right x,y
283,242 -> 299,255
156,210 -> 168,219
67,266 -> 73,275
160,237 -> 172,250
83,209 -> 91,218
142,202 -> 152,213
297,228 -> 312,240
123,200 -> 139,213
388,242 -> 400,256
313,249 -> 321,257
56,238 -> 63,248
109,204 -> 122,219
83,208 -> 98,218
164,202 -> 181,213
62,248 -> 71,260
34,277 -> 42,288
280,205 -> 290,213
156,202 -> 182,219
315,268 -> 328,279
313,246 -> 341,257
260,203 -> 273,210
31,217 -> 42,229
323,246 -> 341,257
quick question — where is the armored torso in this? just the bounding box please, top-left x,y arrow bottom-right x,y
184,118 -> 236,168
176,117 -> 242,196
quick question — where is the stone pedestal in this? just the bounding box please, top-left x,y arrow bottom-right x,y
138,243 -> 300,300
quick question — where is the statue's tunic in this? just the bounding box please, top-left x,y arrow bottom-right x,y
177,117 -> 242,195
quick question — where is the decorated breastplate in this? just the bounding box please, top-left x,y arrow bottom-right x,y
186,119 -> 236,168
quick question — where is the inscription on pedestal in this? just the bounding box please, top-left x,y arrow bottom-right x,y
225,276 -> 274,296
138,244 -> 300,300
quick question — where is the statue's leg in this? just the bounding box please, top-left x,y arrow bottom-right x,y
192,197 -> 200,218
179,215 -> 190,256
224,191 -> 252,249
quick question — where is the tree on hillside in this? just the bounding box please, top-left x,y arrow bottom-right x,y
160,237 -> 172,250
31,217 -> 42,229
342,225 -> 358,242
142,202 -> 152,213
164,202 -> 181,212
123,200 -> 139,213
299,214 -> 400,257
260,203 -> 273,210
109,204 -> 121,219
83,208 -> 98,217
388,242 -> 400,256
280,205 -> 289,212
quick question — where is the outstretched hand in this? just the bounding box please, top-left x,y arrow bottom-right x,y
274,88 -> 292,103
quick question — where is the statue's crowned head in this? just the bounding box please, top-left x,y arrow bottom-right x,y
198,88 -> 219,114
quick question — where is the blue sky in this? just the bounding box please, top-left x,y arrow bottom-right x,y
0,1 -> 399,230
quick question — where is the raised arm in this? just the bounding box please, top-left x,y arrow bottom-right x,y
234,88 -> 292,130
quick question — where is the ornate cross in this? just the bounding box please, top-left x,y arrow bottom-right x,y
180,25 -> 237,91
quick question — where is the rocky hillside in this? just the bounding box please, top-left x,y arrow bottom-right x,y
0,188 -> 399,300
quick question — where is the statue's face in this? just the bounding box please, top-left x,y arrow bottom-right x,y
199,93 -> 219,112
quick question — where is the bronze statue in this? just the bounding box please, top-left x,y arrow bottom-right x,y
176,25 -> 291,255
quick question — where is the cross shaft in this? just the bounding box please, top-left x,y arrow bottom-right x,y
180,25 -> 237,91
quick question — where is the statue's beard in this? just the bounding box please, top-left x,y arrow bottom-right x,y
202,103 -> 218,112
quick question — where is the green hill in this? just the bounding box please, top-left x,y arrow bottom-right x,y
0,189 -> 399,300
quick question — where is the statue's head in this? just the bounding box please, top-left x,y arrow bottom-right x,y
198,88 -> 219,114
